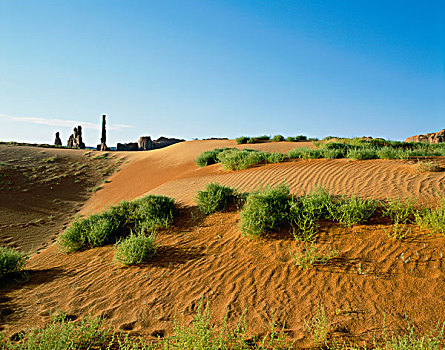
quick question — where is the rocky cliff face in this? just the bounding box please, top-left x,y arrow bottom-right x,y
405,129 -> 445,144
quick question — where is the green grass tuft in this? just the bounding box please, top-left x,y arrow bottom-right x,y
114,231 -> 157,266
329,195 -> 377,227
196,182 -> 237,214
0,246 -> 28,278
240,184 -> 290,237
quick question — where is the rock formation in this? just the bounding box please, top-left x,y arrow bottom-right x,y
97,115 -> 109,151
138,136 -> 153,150
67,126 -> 85,149
54,132 -> 62,146
116,136 -> 184,152
138,136 -> 184,151
117,142 -> 139,151
405,129 -> 445,144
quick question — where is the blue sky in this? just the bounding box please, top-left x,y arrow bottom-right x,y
1,1 -> 444,146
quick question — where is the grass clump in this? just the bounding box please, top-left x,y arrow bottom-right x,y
114,231 -> 157,266
0,246 -> 28,278
329,195 -> 377,227
217,149 -> 268,170
288,187 -> 334,241
0,314 -> 111,350
383,197 -> 416,239
415,199 -> 445,235
196,183 -> 237,214
290,242 -> 338,269
346,147 -> 378,160
195,148 -> 233,167
58,195 -> 176,252
416,161 -> 441,173
240,184 -> 290,237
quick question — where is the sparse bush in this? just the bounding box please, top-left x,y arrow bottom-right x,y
289,243 -> 338,269
0,246 -> 28,278
329,195 -> 377,227
272,134 -> 284,142
114,231 -> 157,266
416,161 -> 441,173
286,136 -> 296,142
287,147 -> 323,159
58,195 -> 176,252
267,152 -> 288,163
236,136 -> 249,144
346,147 -> 378,160
289,187 -> 335,240
1,314 -> 111,349
295,135 -> 308,141
196,183 -> 236,214
195,148 -> 233,167
383,197 -> 416,225
217,149 -> 268,170
415,199 -> 445,235
240,185 -> 290,237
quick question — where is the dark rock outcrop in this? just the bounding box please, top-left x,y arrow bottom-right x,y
54,132 -> 62,146
138,136 -> 153,150
97,115 -> 109,151
67,126 -> 85,149
117,142 -> 139,151
405,129 -> 445,144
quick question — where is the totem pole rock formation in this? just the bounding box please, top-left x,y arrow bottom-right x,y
54,132 -> 62,146
97,114 -> 109,151
67,126 -> 85,149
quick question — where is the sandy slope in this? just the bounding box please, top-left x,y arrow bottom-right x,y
2,140 -> 445,346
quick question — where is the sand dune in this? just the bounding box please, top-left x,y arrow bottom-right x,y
2,140 -> 445,346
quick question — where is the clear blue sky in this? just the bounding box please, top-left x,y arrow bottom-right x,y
1,1 -> 444,146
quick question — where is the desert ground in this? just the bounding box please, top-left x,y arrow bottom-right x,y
1,139 -> 445,347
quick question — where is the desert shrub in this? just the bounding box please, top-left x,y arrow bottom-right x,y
329,195 -> 377,227
196,183 -> 236,214
236,136 -> 249,144
321,148 -> 346,159
1,314 -> 111,349
267,152 -> 288,163
58,195 -> 176,252
286,136 -> 296,142
290,242 -> 338,269
0,246 -> 28,278
130,195 -> 177,231
416,161 -> 441,173
376,146 -> 400,159
346,147 -> 378,160
415,200 -> 445,235
240,185 -> 290,237
256,135 -> 270,141
114,231 -> 157,266
288,187 -> 335,240
195,148 -> 233,167
272,134 -> 284,142
320,142 -> 349,151
287,147 -> 323,159
217,149 -> 268,170
383,197 -> 417,225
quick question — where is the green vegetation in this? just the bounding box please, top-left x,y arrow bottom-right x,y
289,242 -> 338,269
240,185 -> 290,237
196,182 -> 237,214
114,231 -> 157,266
329,195 -> 377,227
0,246 -> 28,278
415,199 -> 445,235
196,138 -> 445,171
288,187 -> 334,241
195,148 -> 234,167
0,314 -> 111,350
236,136 -> 249,144
58,195 -> 176,252
416,161 -> 441,173
272,134 -> 284,142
